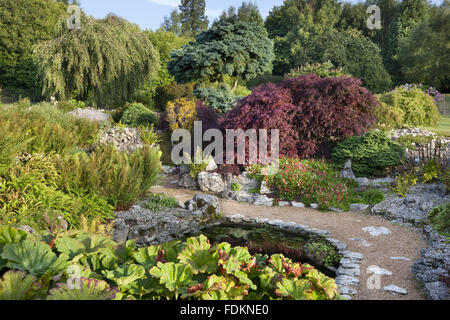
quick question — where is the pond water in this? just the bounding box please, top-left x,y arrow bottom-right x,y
185,222 -> 340,278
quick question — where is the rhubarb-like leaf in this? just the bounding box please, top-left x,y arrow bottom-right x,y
0,226 -> 28,271
103,264 -> 146,290
0,270 -> 44,300
304,267 -> 339,299
275,278 -> 312,300
1,239 -> 70,275
178,235 -> 218,274
47,278 -> 118,300
149,262 -> 194,293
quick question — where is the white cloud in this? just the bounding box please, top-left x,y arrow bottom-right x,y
145,0 -> 178,8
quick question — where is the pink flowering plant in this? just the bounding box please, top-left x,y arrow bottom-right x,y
248,157 -> 352,210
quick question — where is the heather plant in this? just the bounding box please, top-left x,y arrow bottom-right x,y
0,227 -> 343,300
166,98 -> 197,132
332,131 -> 405,177
262,157 -> 352,210
377,87 -> 440,128
120,103 -> 157,128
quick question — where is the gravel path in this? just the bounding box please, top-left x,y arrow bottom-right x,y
151,184 -> 428,300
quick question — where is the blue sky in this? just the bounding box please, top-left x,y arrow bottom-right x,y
78,0 -> 443,31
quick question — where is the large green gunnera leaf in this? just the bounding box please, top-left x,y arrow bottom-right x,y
1,239 -> 69,275
47,278 -> 118,300
0,270 -> 44,300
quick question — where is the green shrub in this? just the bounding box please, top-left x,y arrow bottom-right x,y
421,158 -> 440,183
154,82 -> 195,110
353,189 -> 385,205
260,157 -> 352,210
284,61 -> 349,79
246,74 -> 283,89
375,99 -> 405,130
377,87 -> 440,128
391,170 -> 418,198
143,193 -> 179,212
231,183 -> 241,192
332,131 -> 405,177
397,134 -> 434,149
306,238 -> 343,267
194,85 -> 238,114
120,103 -> 157,128
0,228 -> 343,300
57,145 -> 162,211
443,168 -> 450,193
427,203 -> 450,238
183,147 -> 213,180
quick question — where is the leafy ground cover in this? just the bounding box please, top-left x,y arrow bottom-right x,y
0,226 -> 342,300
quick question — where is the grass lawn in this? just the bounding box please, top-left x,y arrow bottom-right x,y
422,94 -> 450,136
422,115 -> 450,137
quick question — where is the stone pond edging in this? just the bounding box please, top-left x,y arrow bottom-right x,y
112,193 -> 362,300
221,213 -> 362,300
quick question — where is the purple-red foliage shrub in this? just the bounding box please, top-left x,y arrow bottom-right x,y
222,74 -> 379,160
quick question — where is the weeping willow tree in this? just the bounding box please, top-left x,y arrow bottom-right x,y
33,14 -> 160,108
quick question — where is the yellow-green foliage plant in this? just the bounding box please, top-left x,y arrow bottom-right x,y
166,98 -> 197,132
377,87 -> 440,128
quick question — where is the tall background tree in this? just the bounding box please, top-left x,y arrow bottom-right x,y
213,1 -> 264,27
384,0 -> 429,84
0,0 -> 67,98
306,29 -> 392,92
398,5 -> 450,91
160,9 -> 184,36
265,0 -> 342,75
144,29 -> 191,94
34,14 -> 160,108
179,0 -> 209,37
168,22 -> 274,88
